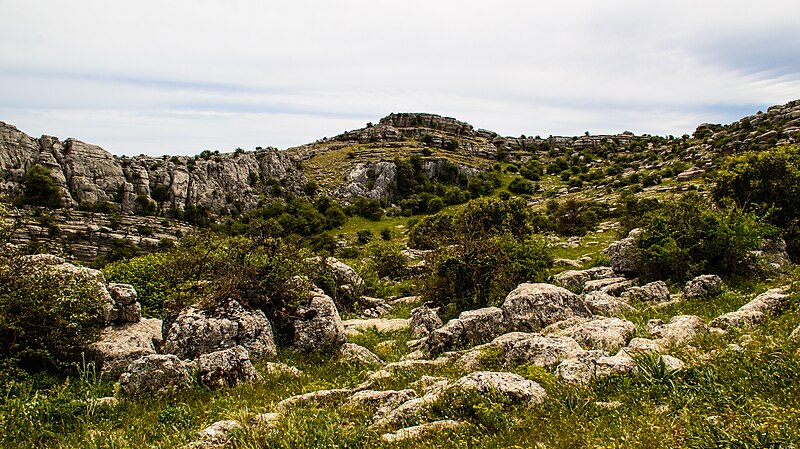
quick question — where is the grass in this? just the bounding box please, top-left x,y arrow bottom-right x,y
3,284 -> 798,448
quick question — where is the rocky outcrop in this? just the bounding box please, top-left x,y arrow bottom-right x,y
0,121 -> 305,214
164,299 -> 277,361
339,343 -> 382,366
545,317 -> 636,352
625,281 -> 671,303
554,266 -> 616,292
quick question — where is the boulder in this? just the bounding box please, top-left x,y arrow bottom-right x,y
547,317 -> 636,352
676,166 -> 705,181
583,291 -> 636,316
710,288 -> 791,330
164,299 -> 276,361
339,343 -> 382,366
106,283 -> 142,323
683,275 -> 722,299
583,277 -> 630,294
595,355 -> 638,378
447,371 -> 547,405
648,315 -> 708,348
342,318 -> 409,338
409,306 -> 443,339
196,346 -> 262,389
321,256 -> 364,293
276,388 -> 354,411
86,318 -> 163,377
625,281 -> 671,303
426,307 -> 506,354
293,291 -> 347,352
483,332 -> 587,368
119,354 -> 191,396
604,228 -> 642,274
501,283 -> 592,332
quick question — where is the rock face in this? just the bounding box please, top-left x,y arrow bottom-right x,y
293,290 -> 347,352
684,275 -> 722,299
501,283 -> 592,332
87,318 -> 163,377
164,299 -> 277,361
195,346 -> 262,389
604,228 -> 642,274
0,121 -> 306,214
119,354 -> 191,395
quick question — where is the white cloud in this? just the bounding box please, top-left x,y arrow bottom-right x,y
1,0 -> 799,155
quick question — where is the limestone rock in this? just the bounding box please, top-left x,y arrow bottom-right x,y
484,332 -> 587,368
275,388 -> 354,411
583,277 -> 630,294
595,355 -> 638,378
119,354 -> 191,396
649,315 -> 708,348
342,318 -> 410,337
710,288 -> 791,330
555,351 -> 607,385
293,291 -> 347,352
164,299 -> 276,361
426,307 -> 506,354
86,318 -> 163,377
625,281 -> 671,303
342,389 -> 417,417
604,228 -> 642,274
447,371 -> 547,405
502,283 -> 592,332
554,266 -> 616,292
547,317 -> 636,352
409,306 -> 443,339
381,420 -> 464,443
676,166 -> 705,181
196,346 -> 262,389
339,343 -> 383,366
683,275 -> 722,299
262,362 -> 303,378
106,283 -> 142,323
191,420 -> 242,449
584,291 -> 636,316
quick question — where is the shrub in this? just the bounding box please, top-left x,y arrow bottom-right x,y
0,246 -> 106,369
508,177 -> 535,194
712,145 -> 800,260
415,197 -> 552,311
362,240 -> 408,280
635,193 -> 771,282
21,164 -> 63,208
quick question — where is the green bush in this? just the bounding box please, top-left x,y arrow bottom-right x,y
0,246 -> 106,369
414,197 -> 552,311
712,145 -> 800,260
361,240 -> 409,280
635,193 -> 771,282
21,164 -> 63,208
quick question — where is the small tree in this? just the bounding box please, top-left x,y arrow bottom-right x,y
21,164 -> 63,208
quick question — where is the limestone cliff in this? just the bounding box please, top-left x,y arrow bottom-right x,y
0,122 -> 306,214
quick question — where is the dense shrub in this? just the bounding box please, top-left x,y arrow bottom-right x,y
532,198 -> 603,237
635,193 -> 771,282
413,197 -> 552,311
0,246 -> 106,369
361,240 -> 409,280
712,145 -> 800,260
345,198 -> 384,221
20,164 -> 63,208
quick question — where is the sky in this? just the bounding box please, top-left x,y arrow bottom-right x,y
1,0 -> 799,156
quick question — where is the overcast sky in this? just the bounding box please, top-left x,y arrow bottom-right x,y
1,0 -> 799,156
